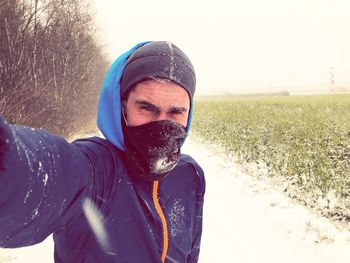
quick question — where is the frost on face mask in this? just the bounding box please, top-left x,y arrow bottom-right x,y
124,120 -> 187,181
152,156 -> 177,174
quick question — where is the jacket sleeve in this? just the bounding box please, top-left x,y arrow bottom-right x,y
0,116 -> 94,248
187,164 -> 205,263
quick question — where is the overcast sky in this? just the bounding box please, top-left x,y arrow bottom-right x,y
92,0 -> 350,95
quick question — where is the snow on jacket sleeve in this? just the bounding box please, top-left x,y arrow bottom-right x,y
0,116 -> 93,248
187,162 -> 205,263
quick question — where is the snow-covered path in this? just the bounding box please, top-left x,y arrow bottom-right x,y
1,137 -> 350,262
182,138 -> 350,263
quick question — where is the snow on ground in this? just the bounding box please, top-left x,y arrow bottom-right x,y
1,136 -> 350,262
182,137 -> 350,263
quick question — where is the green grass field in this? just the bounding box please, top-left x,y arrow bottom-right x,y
192,94 -> 350,218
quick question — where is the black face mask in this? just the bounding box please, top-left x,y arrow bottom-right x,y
123,120 -> 187,182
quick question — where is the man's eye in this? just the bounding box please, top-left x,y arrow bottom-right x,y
140,105 -> 152,111
140,105 -> 158,113
170,109 -> 184,115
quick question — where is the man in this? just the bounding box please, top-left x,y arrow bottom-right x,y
0,41 -> 205,263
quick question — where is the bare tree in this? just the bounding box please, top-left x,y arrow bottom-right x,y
0,0 -> 109,136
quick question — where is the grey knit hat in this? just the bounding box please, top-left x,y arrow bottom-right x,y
120,41 -> 196,100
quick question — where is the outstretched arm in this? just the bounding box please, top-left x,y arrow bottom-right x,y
0,116 -> 93,248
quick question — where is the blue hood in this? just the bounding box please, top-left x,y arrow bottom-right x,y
97,42 -> 193,151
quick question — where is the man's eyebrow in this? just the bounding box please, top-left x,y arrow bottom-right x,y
135,100 -> 160,110
168,106 -> 188,113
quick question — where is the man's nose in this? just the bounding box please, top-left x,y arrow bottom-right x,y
154,112 -> 168,122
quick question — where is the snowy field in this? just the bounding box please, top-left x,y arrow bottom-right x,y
1,136 -> 350,262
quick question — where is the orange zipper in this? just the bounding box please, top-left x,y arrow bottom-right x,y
152,181 -> 169,263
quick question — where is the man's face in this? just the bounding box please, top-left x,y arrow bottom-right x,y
124,79 -> 190,127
